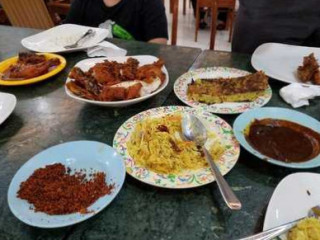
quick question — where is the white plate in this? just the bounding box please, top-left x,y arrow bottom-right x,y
65,55 -> 169,107
0,92 -> 17,124
264,173 -> 320,239
252,43 -> 320,87
174,67 -> 272,114
8,141 -> 126,228
21,24 -> 109,53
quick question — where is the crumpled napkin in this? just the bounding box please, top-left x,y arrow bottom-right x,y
87,41 -> 127,57
279,83 -> 320,108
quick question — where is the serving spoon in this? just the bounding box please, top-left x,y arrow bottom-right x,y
181,114 -> 242,210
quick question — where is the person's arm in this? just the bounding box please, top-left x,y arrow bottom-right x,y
64,0 -> 85,24
149,38 -> 167,44
142,0 -> 169,44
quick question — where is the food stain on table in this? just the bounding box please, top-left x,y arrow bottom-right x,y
245,118 -> 320,163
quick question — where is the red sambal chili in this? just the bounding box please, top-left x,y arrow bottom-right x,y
17,163 -> 114,215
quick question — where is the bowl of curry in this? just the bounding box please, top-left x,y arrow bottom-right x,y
233,107 -> 320,168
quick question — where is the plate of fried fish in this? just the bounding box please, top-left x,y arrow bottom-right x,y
0,52 -> 66,86
65,55 -> 169,107
174,67 -> 272,114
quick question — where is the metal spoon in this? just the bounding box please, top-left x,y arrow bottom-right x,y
181,113 -> 242,210
64,29 -> 94,49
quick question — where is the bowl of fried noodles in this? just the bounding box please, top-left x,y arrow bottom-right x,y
113,106 -> 240,189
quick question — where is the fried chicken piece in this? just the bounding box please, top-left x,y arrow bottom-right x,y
120,58 -> 139,80
90,61 -> 122,85
98,82 -> 142,101
314,70 -> 320,85
127,82 -> 142,99
297,53 -> 319,83
18,52 -> 46,65
99,86 -> 126,101
66,81 -> 98,100
69,67 -> 101,96
3,58 -> 60,80
136,59 -> 165,83
69,67 -> 87,80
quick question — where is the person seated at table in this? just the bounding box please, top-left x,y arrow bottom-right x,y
65,0 -> 168,44
232,0 -> 320,54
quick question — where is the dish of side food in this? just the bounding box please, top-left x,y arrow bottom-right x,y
8,141 -> 125,228
65,55 -> 169,107
297,53 -> 320,85
252,43 -> 320,87
174,67 -> 272,114
0,53 -> 66,86
113,106 -> 240,189
233,107 -> 320,169
264,173 -> 320,240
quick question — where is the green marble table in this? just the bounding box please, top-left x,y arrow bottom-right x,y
0,25 -> 320,240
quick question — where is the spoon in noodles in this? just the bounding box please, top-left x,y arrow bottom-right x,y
182,114 -> 242,210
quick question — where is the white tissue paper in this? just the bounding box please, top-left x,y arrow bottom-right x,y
279,83 -> 320,108
87,41 -> 127,57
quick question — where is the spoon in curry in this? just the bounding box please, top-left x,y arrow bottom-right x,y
182,114 -> 242,210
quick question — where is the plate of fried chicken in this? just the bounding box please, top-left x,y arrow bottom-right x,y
65,55 -> 169,107
0,52 -> 66,86
252,43 -> 320,86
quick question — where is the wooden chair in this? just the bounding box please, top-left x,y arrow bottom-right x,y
171,0 -> 178,45
217,0 -> 236,42
0,7 -> 10,25
46,0 -> 71,24
0,0 -> 54,29
194,0 -> 236,49
47,0 -> 71,16
169,0 -> 187,15
195,0 -> 218,50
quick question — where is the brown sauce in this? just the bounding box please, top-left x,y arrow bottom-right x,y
245,118 -> 320,163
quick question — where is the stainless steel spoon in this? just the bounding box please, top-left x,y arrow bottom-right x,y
64,29 -> 94,49
181,113 -> 242,210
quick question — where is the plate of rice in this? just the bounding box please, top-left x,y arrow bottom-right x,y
113,106 -> 240,189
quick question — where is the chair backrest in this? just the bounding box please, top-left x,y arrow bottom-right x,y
0,0 -> 54,29
197,0 -> 217,8
47,0 -> 71,16
217,0 -> 235,9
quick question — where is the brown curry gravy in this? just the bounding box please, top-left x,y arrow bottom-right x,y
245,118 -> 320,163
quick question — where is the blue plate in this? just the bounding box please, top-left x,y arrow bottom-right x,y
233,107 -> 320,169
8,141 -> 126,228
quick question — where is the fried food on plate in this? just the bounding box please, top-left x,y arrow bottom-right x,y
66,57 -> 165,101
187,71 -> 269,104
1,53 -> 61,80
297,53 -> 320,85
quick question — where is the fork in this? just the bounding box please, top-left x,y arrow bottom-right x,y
64,29 -> 94,49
